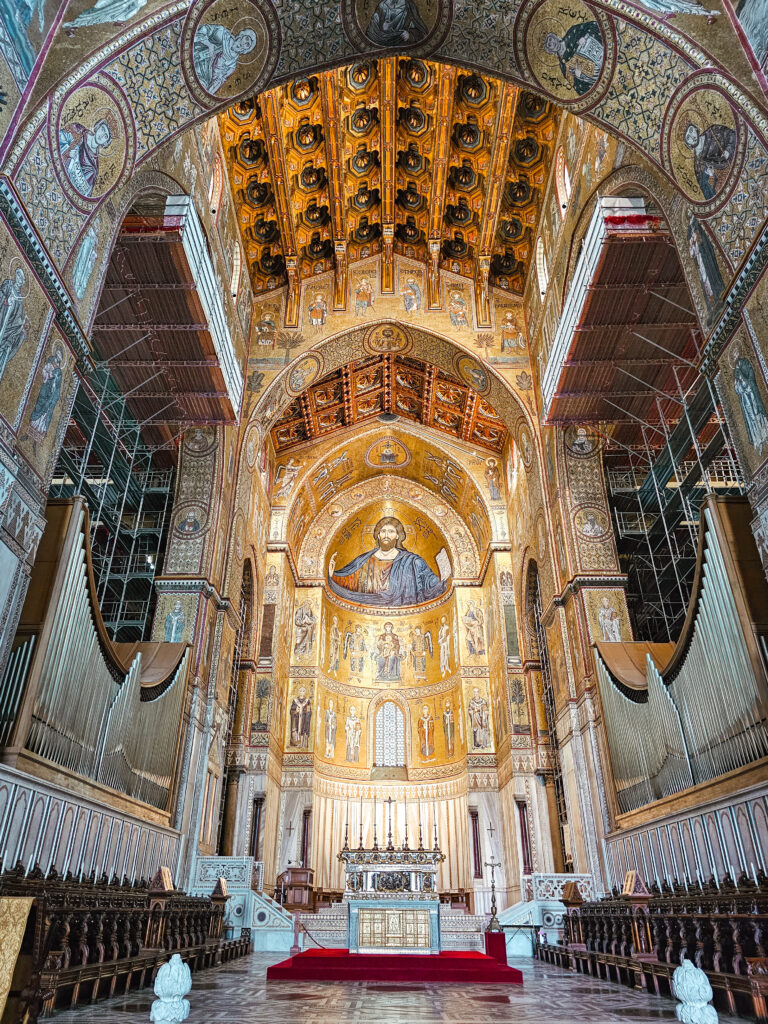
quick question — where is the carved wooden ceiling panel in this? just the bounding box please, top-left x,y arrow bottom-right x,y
270,354 -> 507,455
219,60 -> 558,303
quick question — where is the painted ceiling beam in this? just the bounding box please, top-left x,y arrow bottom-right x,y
427,64 -> 457,309
320,69 -> 349,311
262,88 -> 300,327
379,57 -> 397,295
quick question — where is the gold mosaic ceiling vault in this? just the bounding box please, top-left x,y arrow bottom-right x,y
219,60 -> 558,305
270,353 -> 507,455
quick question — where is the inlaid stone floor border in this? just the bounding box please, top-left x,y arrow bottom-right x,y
49,953 -> 750,1023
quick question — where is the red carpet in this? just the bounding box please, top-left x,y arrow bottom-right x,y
266,948 -> 523,984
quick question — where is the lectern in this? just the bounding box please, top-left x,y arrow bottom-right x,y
277,866 -> 315,911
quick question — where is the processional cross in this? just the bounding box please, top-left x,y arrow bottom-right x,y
485,823 -> 502,932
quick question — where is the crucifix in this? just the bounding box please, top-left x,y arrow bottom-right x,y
484,855 -> 502,932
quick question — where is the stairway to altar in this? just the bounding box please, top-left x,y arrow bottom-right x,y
266,949 -> 524,984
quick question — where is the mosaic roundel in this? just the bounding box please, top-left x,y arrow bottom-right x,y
662,77 -> 746,212
182,0 -> 281,107
286,351 -> 323,396
50,76 -> 134,207
515,0 -> 614,109
364,322 -> 412,355
453,352 -> 491,396
342,0 -> 452,55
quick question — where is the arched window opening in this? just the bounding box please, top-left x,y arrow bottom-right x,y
555,147 -> 572,215
231,245 -> 242,298
536,237 -> 549,296
209,156 -> 224,215
375,701 -> 406,767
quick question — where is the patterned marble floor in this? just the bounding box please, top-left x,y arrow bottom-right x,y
49,953 -> 750,1023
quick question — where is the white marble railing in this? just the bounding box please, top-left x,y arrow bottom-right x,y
189,854 -> 264,892
521,873 -> 595,903
0,762 -> 182,880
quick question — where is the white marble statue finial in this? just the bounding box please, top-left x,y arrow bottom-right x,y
672,958 -> 718,1024
150,954 -> 192,1023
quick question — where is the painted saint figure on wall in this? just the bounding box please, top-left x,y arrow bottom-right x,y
58,114 -> 117,198
733,350 -> 768,454
544,21 -> 604,96
374,622 -> 402,680
683,122 -> 737,201
401,277 -> 422,315
468,687 -> 491,749
328,615 -> 341,674
0,268 -> 28,383
289,685 -> 312,748
343,624 -> 369,672
328,516 -> 448,606
164,600 -> 186,642
442,699 -> 455,756
294,600 -> 316,656
365,0 -> 428,45
687,217 -> 725,321
354,278 -> 374,317
418,705 -> 434,758
437,616 -> 451,676
409,627 -> 433,679
597,596 -> 622,642
193,24 -> 257,94
325,699 -> 337,758
29,345 -> 64,441
463,599 -> 486,656
345,706 -> 362,762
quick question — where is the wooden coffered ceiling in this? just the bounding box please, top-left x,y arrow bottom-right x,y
219,60 -> 559,320
270,353 -> 507,455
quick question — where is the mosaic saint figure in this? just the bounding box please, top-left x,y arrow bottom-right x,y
343,624 -> 369,672
373,622 -> 403,681
485,458 -> 502,501
544,21 -> 604,96
163,600 -> 185,643
437,616 -> 451,676
0,0 -> 45,78
289,685 -> 312,748
308,292 -> 327,329
72,226 -> 98,299
58,114 -> 117,198
683,123 -> 737,201
328,615 -> 341,673
442,699 -> 455,756
418,705 -> 434,758
408,626 -> 433,679
354,277 -> 374,317
378,440 -> 398,465
580,512 -> 603,537
448,291 -> 468,328
193,24 -> 257,94
467,687 -> 490,749
687,217 -> 725,319
345,706 -> 362,762
0,268 -> 28,383
365,0 -> 428,45
293,600 -> 316,656
64,0 -> 146,29
500,312 -> 524,350
324,699 -> 337,758
598,596 -> 622,642
734,351 -> 768,454
401,276 -> 422,315
177,510 -> 200,534
274,457 -> 301,499
29,345 -> 64,438
462,600 -> 486,656
328,516 -> 447,606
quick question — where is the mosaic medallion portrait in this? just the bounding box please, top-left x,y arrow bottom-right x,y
182,0 -> 280,106
51,78 -> 133,206
664,81 -> 744,210
516,0 -> 613,107
342,0 -> 452,54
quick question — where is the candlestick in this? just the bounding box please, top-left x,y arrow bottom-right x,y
403,794 -> 409,850
359,793 -> 364,850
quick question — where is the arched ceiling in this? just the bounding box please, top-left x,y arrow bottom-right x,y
219,61 -> 559,298
270,351 -> 507,455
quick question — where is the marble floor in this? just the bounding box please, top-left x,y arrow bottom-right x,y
50,953 -> 751,1024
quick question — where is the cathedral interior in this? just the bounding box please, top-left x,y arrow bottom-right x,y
0,0 -> 767,1020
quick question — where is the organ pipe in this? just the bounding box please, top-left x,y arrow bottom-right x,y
595,497 -> 768,815
0,498 -> 189,812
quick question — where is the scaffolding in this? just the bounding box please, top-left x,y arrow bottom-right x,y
50,363 -> 176,641
604,372 -> 744,643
